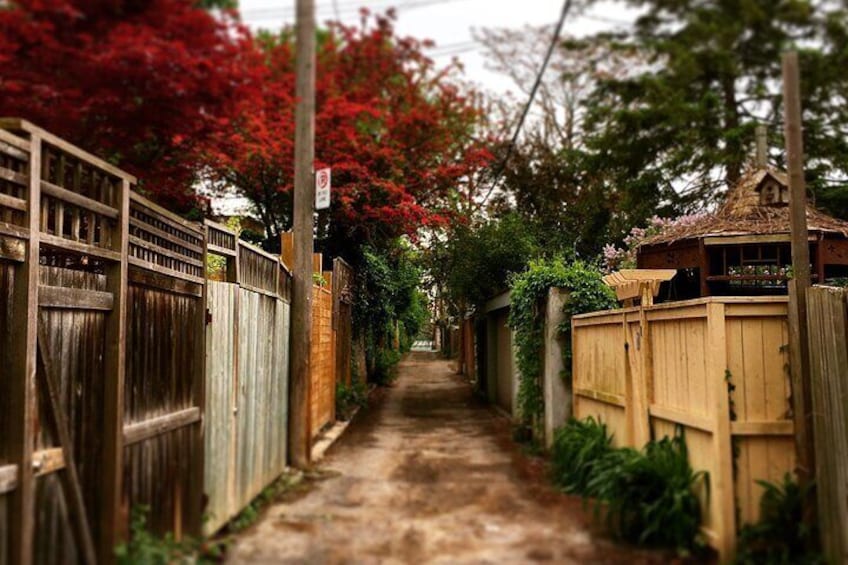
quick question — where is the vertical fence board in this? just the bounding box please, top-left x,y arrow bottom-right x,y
807,287 -> 848,563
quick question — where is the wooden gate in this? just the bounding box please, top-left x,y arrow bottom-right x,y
203,223 -> 291,535
0,120 -> 132,565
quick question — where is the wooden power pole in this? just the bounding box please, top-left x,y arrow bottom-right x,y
782,52 -> 816,489
289,0 -> 316,468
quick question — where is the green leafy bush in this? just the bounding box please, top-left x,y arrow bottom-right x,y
551,418 -> 706,553
735,474 -> 823,565
588,433 -> 705,551
509,259 -> 616,428
373,348 -> 401,385
551,417 -> 614,494
336,380 -> 368,421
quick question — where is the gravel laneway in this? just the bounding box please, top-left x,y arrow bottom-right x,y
226,352 -> 664,564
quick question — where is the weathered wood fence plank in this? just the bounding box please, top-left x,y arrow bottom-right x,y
807,286 -> 848,563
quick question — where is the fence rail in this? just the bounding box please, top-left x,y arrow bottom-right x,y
572,296 -> 795,561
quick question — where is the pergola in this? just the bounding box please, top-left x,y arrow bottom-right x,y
637,167 -> 848,300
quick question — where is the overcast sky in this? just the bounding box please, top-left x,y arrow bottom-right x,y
238,0 -> 637,96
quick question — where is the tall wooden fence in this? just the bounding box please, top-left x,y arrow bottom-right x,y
310,279 -> 335,439
572,296 -> 795,560
332,258 -> 354,386
806,286 -> 848,563
203,222 -> 291,535
0,121 -> 294,564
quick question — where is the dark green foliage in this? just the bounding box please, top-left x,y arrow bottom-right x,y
587,433 -> 705,552
115,506 -> 226,564
426,213 -> 540,311
735,474 -> 824,565
336,380 -> 368,421
509,259 -> 616,427
551,417 -> 614,494
551,419 -> 706,553
372,348 -> 401,386
353,241 -> 426,383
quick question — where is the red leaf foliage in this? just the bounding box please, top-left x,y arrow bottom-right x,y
0,0 -> 256,210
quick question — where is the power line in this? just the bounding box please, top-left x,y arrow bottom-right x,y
477,0 -> 573,209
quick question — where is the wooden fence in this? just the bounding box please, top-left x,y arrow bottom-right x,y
332,258 -> 354,386
0,121 -> 294,564
572,296 -> 795,560
807,286 -> 848,563
310,277 -> 335,439
203,222 -> 291,535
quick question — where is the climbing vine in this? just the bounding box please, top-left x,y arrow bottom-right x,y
508,259 -> 616,430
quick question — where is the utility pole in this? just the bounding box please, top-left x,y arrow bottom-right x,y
782,51 -> 816,498
289,0 -> 316,468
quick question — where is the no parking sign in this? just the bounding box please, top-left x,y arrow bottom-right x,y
315,168 -> 331,210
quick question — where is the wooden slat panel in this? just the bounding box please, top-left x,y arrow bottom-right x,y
122,408 -> 201,446
40,180 -> 118,219
128,235 -> 204,268
128,256 -> 205,285
129,192 -> 202,235
129,216 -> 203,255
38,286 -> 113,311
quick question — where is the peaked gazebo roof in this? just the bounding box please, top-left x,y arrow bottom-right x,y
640,167 -> 848,247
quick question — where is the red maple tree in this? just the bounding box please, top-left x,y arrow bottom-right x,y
0,0 -> 256,210
205,12 -> 493,254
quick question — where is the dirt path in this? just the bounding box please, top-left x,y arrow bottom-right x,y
226,352 -> 665,564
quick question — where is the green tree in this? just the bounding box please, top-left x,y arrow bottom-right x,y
579,0 -> 848,217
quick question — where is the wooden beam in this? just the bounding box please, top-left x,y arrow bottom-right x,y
783,52 -> 817,497
573,387 -> 626,407
36,322 -> 97,565
38,285 -> 114,311
0,465 -> 17,495
649,404 -> 713,433
32,447 -> 65,477
8,132 -> 40,565
707,302 -> 736,560
122,408 -> 201,446
0,234 -> 25,262
0,192 -> 26,212
100,177 -> 130,562
730,421 -> 794,436
129,216 -> 204,255
129,235 -> 205,268
128,267 -> 203,298
129,192 -> 202,235
40,233 -> 123,262
128,256 -> 205,285
187,225 -> 208,537
40,180 -> 119,219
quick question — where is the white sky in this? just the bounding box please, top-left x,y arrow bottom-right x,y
238,0 -> 637,96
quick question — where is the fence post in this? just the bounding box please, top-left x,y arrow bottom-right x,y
632,291 -> 652,447
707,301 -> 736,561
99,177 -> 130,562
8,131 -> 41,565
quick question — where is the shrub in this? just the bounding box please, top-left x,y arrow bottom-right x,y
588,432 -> 705,552
551,417 -> 614,494
735,474 -> 824,565
336,380 -> 368,421
373,348 -> 401,385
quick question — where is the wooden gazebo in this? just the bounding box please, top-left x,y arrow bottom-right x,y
637,167 -> 848,299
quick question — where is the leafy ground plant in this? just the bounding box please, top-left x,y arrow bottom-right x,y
336,379 -> 368,421
735,474 -> 824,565
587,432 -> 706,553
551,417 -> 614,494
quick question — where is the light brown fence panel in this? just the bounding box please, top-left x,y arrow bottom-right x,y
123,192 -> 206,540
572,297 -> 794,560
572,309 -> 633,446
807,286 -> 848,563
310,284 -> 335,438
203,229 -> 291,536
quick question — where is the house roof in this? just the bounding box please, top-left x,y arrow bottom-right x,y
639,167 -> 848,247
